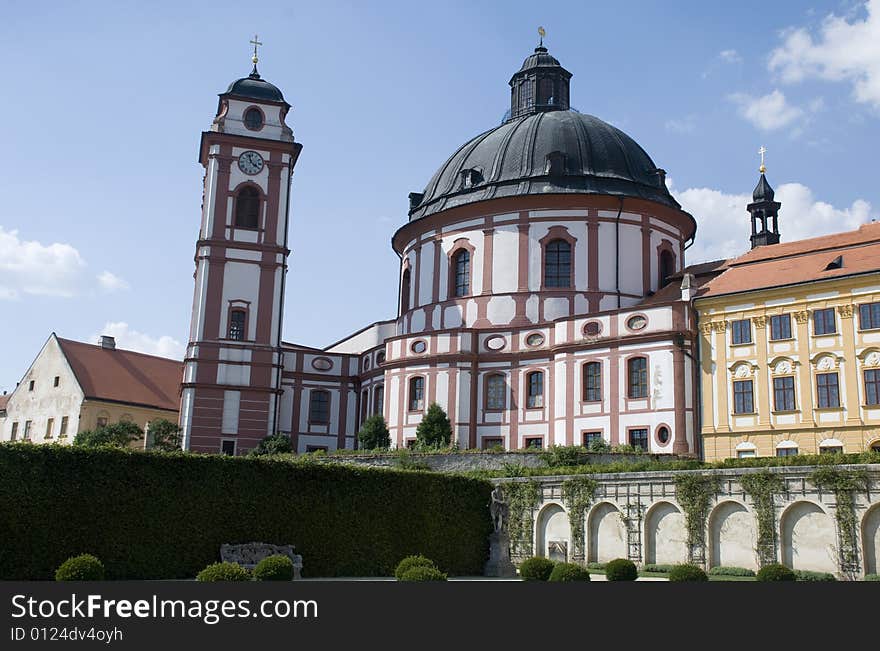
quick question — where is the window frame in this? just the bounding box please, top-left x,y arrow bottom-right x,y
582,431 -> 603,449
408,376 -> 425,412
812,308 -> 837,336
542,237 -> 573,289
733,379 -> 755,414
233,185 -> 261,230
776,446 -> 798,457
400,268 -> 411,314
373,384 -> 384,416
859,302 -> 880,331
59,416 -> 68,438
242,106 -> 265,131
525,371 -> 544,409
220,439 -> 237,456
449,245 -> 473,298
45,418 -> 54,439
484,373 -> 506,411
772,375 -> 797,412
865,368 -> 880,406
481,437 -> 504,450
523,436 -> 544,450
769,314 -> 792,341
815,372 -> 840,409
582,361 -> 602,402
627,357 -> 648,399
308,389 -> 331,425
628,427 -> 649,452
731,319 -> 752,345
10,422 -> 18,440
227,307 -> 248,341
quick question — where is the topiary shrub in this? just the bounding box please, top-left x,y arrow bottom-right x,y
863,574 -> 880,581
586,562 -> 606,570
196,562 -> 252,582
794,570 -> 836,582
253,555 -> 294,581
519,557 -> 556,581
708,566 -> 756,577
394,555 -> 437,580
548,563 -> 591,582
605,558 -> 638,581
55,554 -> 105,581
756,563 -> 796,582
668,564 -> 708,582
643,564 -> 675,573
399,566 -> 447,581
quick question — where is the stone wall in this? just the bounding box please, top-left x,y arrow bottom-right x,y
495,464 -> 880,579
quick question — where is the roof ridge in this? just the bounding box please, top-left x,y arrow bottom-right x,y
56,337 -> 182,363
729,225 -> 880,267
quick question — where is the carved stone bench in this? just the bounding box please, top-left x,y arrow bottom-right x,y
220,543 -> 303,580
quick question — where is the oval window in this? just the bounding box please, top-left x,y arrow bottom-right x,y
657,426 -> 670,444
583,321 -> 602,337
311,357 -> 333,371
627,315 -> 647,331
526,333 -> 545,347
376,351 -> 386,364
243,107 -> 263,130
411,340 -> 427,354
485,336 -> 506,351
363,357 -> 371,371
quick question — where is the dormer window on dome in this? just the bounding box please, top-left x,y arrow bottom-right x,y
459,168 -> 483,189
545,151 -> 567,176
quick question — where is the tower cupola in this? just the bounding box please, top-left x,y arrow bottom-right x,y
508,30 -> 572,120
747,147 -> 781,249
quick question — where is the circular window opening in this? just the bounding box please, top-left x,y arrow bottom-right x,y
583,321 -> 602,337
363,358 -> 370,371
526,333 -> 545,347
376,352 -> 386,364
485,336 -> 506,351
657,426 -> 670,444
411,340 -> 427,354
627,315 -> 647,331
244,107 -> 264,130
311,357 -> 333,371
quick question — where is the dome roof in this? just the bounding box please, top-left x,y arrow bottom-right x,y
409,109 -> 680,220
223,70 -> 287,104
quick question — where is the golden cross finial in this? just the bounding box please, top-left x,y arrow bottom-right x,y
250,34 -> 263,65
758,145 -> 767,174
538,26 -> 546,47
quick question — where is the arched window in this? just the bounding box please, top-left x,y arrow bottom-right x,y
308,390 -> 330,424
228,309 -> 246,340
485,374 -> 506,410
360,389 -> 369,424
401,268 -> 411,313
526,371 -> 544,409
408,376 -> 424,411
243,107 -> 263,130
627,357 -> 648,399
234,187 -> 260,229
583,362 -> 602,402
544,239 -> 571,288
373,384 -> 384,415
659,250 -> 675,287
453,249 -> 470,297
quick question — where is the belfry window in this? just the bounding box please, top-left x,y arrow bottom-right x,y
234,187 -> 260,229
544,239 -> 571,288
243,107 -> 263,130
453,249 -> 470,297
228,309 -> 246,341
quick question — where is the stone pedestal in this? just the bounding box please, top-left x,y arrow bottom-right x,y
484,532 -> 517,577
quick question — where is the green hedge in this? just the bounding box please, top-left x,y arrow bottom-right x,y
0,444 -> 492,580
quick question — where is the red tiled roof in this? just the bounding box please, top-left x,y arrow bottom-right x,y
57,338 -> 182,412
0,394 -> 8,411
638,259 -> 729,306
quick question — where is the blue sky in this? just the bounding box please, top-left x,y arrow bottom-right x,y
1,0 -> 879,391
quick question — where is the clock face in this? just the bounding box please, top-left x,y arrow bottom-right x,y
238,151 -> 264,175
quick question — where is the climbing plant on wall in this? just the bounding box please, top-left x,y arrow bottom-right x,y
500,480 -> 541,558
673,474 -> 720,565
739,470 -> 787,566
561,477 -> 598,561
810,467 -> 869,577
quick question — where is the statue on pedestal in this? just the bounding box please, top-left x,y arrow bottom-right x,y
484,486 -> 517,578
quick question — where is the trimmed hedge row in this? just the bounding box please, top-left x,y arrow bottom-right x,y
0,444 -> 492,579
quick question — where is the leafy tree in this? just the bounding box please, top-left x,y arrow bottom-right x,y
358,414 -> 391,450
73,421 -> 143,448
147,418 -> 182,452
415,403 -> 452,448
249,433 -> 293,456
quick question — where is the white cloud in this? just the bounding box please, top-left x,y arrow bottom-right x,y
670,181 -> 873,264
0,226 -> 87,299
664,116 -> 697,134
769,0 -> 880,108
719,49 -> 742,63
97,271 -> 130,293
92,322 -> 185,360
728,90 -> 805,131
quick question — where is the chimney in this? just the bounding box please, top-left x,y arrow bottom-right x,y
101,335 -> 116,350
680,273 -> 695,302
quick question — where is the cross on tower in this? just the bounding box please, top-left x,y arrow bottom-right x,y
758,145 -> 767,173
250,34 -> 263,65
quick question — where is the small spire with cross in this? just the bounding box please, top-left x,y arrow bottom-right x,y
538,26 -> 546,48
758,145 -> 767,174
250,34 -> 263,76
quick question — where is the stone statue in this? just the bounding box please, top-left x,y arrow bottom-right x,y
485,486 -> 516,577
490,486 -> 508,533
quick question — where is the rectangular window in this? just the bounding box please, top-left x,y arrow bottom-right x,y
10,422 -> 18,440
524,437 -> 543,450
733,380 -> 754,414
360,390 -> 369,424
773,376 -> 796,411
481,437 -> 504,450
220,440 -> 236,456
582,362 -> 602,402
28,380 -> 34,391
53,376 -> 60,388
629,428 -> 649,451
731,319 -> 752,345
865,369 -> 880,406
409,377 -> 425,411
373,385 -> 384,416
770,314 -> 792,341
527,372 -> 544,409
45,418 -> 54,438
813,308 -> 836,335
228,309 -> 246,341
59,416 -> 68,437
306,445 -> 328,453
816,372 -> 840,408
24,420 -> 32,440
776,447 -> 798,457
859,302 -> 880,330
405,439 -> 417,449
309,391 -> 330,424
737,450 -> 757,459
582,431 -> 603,449
486,375 -> 506,410
627,358 -> 648,399
820,446 -> 843,455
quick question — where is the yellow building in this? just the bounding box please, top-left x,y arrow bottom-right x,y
696,218 -> 880,461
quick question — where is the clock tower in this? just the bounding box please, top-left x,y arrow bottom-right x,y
179,48 -> 302,455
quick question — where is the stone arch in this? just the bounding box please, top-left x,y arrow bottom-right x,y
644,501 -> 687,565
587,501 -> 627,564
535,502 -> 570,562
780,501 -> 837,573
862,503 -> 880,575
708,500 -> 758,570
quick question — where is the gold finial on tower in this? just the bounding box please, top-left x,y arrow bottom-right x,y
538,26 -> 546,47
758,145 -> 767,174
250,34 -> 263,66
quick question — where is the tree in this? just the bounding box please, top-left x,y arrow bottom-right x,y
73,421 -> 143,448
415,403 -> 452,448
357,415 -> 390,450
147,418 -> 182,452
249,433 -> 293,456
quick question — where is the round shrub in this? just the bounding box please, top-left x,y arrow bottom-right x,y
548,563 -> 591,582
605,558 -> 638,582
756,563 -> 796,582
794,570 -> 836,582
864,574 -> 880,581
708,566 -> 756,577
399,566 -> 447,582
196,562 -> 252,582
55,554 -> 105,581
394,555 -> 437,580
253,555 -> 294,581
519,557 -> 556,581
668,564 -> 708,582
